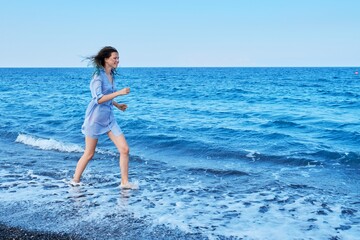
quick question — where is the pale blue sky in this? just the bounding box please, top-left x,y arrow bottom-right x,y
1,0 -> 359,67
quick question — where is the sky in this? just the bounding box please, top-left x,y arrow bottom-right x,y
0,0 -> 359,67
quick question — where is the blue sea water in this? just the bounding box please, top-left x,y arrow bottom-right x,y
0,67 -> 359,239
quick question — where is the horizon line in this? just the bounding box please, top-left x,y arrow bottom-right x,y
0,66 -> 359,69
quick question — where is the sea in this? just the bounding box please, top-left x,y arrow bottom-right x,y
0,67 -> 359,240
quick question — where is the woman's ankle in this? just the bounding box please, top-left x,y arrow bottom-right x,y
72,177 -> 80,183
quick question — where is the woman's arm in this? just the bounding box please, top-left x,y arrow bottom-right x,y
113,101 -> 128,111
112,100 -> 120,108
98,87 -> 130,104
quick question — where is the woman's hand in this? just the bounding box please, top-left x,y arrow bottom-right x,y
115,103 -> 128,112
117,87 -> 130,96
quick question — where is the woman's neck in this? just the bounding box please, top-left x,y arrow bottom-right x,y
104,67 -> 112,75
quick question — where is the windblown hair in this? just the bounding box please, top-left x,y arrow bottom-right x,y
87,46 -> 118,74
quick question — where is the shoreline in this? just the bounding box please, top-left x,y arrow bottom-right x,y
0,222 -> 84,240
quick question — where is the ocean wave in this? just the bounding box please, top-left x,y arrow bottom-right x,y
261,120 -> 305,129
0,130 -> 19,141
188,167 -> 249,177
323,129 -> 360,143
15,134 -> 117,156
133,134 -> 325,167
15,134 -> 83,153
308,150 -> 360,164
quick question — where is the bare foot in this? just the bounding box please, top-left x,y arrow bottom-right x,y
120,182 -> 139,189
69,179 -> 81,186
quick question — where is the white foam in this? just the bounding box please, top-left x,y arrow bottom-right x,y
15,134 -> 117,156
245,149 -> 260,161
120,180 -> 139,190
16,134 -> 83,153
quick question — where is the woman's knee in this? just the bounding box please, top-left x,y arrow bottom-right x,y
120,145 -> 130,155
83,151 -> 95,160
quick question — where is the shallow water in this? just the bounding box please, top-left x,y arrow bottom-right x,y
0,67 -> 359,239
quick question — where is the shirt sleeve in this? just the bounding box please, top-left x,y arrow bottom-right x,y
91,76 -> 104,102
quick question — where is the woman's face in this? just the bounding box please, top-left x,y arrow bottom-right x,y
105,52 -> 119,69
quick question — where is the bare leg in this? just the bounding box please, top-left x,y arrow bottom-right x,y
73,136 -> 98,183
107,131 -> 130,185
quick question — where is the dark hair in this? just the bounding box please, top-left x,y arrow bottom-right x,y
88,46 -> 118,73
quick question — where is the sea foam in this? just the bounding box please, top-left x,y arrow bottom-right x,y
15,134 -> 83,153
15,134 -> 117,156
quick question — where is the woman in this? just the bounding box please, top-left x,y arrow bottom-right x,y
72,46 -> 136,189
